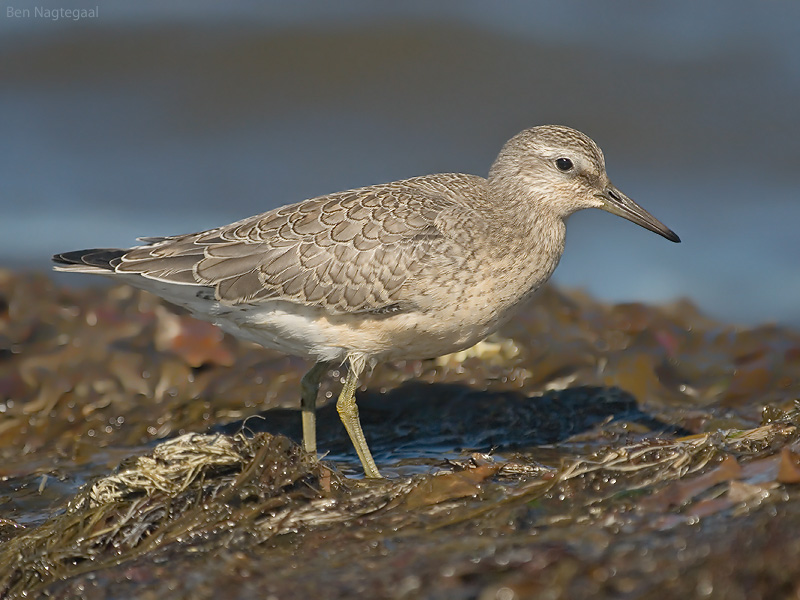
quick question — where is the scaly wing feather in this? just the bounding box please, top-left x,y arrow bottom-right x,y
114,174 -> 486,314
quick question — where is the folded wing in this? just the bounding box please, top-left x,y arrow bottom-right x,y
114,174 -> 482,314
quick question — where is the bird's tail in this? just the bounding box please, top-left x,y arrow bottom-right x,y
52,248 -> 126,274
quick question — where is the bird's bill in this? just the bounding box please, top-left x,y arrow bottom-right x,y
597,185 -> 681,243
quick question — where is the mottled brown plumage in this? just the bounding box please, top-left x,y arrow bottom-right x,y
115,174 -> 483,314
53,125 -> 680,478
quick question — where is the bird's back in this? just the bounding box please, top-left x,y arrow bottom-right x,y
54,173 -> 490,316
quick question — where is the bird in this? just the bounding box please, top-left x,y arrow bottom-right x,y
53,125 -> 680,478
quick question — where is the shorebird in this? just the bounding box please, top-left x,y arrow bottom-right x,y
53,125 -> 680,478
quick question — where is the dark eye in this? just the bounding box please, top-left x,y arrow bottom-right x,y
555,158 -> 574,172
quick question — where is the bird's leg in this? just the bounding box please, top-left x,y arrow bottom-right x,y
300,361 -> 329,456
336,354 -> 380,478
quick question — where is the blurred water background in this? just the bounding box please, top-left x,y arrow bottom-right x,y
1,1 -> 798,325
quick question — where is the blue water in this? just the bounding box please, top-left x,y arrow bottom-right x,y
1,1 -> 799,325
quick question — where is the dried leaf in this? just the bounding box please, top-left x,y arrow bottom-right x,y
777,447 -> 800,484
155,309 -> 234,368
402,464 -> 499,509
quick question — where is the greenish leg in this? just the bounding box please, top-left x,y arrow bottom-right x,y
336,354 -> 381,478
300,361 -> 329,456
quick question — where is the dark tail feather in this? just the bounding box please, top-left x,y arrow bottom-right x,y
52,248 -> 127,271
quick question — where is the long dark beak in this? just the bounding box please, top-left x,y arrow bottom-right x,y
597,185 -> 681,243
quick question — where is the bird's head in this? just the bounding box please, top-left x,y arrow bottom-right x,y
489,125 -> 680,243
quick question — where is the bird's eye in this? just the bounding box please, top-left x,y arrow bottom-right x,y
555,158 -> 574,172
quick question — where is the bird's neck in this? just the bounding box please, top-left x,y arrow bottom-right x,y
485,175 -> 567,256
480,177 -> 567,301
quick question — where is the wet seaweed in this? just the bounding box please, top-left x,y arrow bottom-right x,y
4,269 -> 800,598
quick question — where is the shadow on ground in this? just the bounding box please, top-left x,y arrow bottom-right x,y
222,383 -> 691,473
